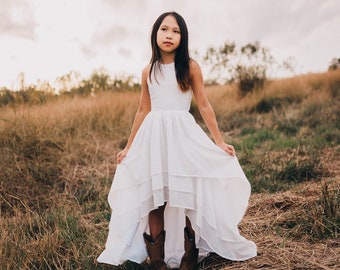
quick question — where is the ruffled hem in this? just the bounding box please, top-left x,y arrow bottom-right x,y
97,206 -> 256,267
97,110 -> 257,267
97,171 -> 256,267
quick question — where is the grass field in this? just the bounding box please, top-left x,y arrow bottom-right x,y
0,70 -> 339,269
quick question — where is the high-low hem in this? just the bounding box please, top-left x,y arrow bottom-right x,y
97,168 -> 256,267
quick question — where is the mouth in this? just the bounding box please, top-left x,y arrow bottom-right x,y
163,42 -> 173,46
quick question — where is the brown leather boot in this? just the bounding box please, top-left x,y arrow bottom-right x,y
179,227 -> 199,270
143,230 -> 167,270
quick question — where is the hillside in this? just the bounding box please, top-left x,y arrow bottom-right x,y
0,70 -> 339,269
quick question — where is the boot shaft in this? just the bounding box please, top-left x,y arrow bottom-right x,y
143,230 -> 167,270
180,227 -> 199,270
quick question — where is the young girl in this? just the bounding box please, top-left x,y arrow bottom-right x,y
97,11 -> 257,269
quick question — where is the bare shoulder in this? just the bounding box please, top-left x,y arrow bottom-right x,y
189,58 -> 202,76
189,58 -> 203,86
189,58 -> 201,69
141,64 -> 151,84
142,64 -> 151,77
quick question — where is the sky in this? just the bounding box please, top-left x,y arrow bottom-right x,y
0,0 -> 339,89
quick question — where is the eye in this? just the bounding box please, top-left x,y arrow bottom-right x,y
160,27 -> 167,31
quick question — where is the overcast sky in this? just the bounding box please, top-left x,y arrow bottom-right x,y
0,0 -> 339,89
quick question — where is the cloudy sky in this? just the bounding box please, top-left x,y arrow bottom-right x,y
0,0 -> 339,89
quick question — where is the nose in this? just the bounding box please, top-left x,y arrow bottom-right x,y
166,32 -> 173,39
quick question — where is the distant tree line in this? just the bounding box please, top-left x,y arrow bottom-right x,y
0,68 -> 140,107
55,68 -> 140,97
0,41 -> 295,107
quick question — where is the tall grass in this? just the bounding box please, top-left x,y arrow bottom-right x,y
0,92 -> 139,214
1,91 -> 140,269
0,70 -> 339,269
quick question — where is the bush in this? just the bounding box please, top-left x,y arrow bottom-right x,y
276,156 -> 324,183
253,96 -> 282,113
236,65 -> 266,96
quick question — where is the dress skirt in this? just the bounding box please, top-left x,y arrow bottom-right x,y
97,110 -> 257,268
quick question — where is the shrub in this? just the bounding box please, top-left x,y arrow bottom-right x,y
277,120 -> 299,136
253,96 -> 282,113
276,156 -> 324,183
236,65 -> 266,96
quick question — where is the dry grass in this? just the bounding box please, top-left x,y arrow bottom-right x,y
198,145 -> 340,270
226,194 -> 339,270
196,73 -> 312,117
0,70 -> 339,269
0,92 -> 139,213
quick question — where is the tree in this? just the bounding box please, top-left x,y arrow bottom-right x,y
88,67 -> 111,92
55,71 -> 82,93
204,41 -> 294,96
0,88 -> 15,106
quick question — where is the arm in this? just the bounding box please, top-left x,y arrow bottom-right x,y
190,60 -> 235,156
117,65 -> 151,163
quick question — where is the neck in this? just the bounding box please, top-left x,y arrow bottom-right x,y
160,52 -> 175,64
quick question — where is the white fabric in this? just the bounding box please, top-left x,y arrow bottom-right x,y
97,62 -> 257,268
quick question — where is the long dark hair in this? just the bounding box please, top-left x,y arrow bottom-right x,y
149,11 -> 190,92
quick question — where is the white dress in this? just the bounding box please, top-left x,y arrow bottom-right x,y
97,62 -> 257,268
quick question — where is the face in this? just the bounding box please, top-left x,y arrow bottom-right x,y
156,15 -> 181,55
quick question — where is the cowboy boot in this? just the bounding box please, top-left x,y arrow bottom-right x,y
179,227 -> 199,270
143,230 -> 167,270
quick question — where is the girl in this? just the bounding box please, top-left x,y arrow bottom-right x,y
97,11 -> 257,270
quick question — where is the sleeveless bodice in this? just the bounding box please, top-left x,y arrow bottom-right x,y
148,63 -> 192,111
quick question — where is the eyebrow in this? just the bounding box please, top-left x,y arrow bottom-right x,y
160,24 -> 180,31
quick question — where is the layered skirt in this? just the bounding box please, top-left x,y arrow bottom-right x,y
97,110 -> 257,268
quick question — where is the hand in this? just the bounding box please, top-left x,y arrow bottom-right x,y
217,142 -> 236,156
117,147 -> 129,164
